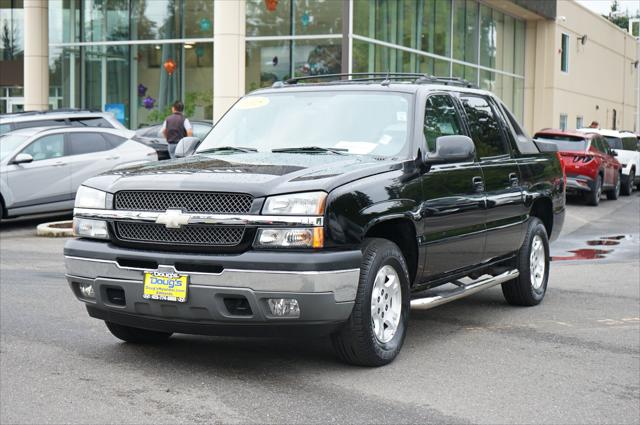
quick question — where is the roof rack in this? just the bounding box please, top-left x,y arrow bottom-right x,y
275,73 -> 477,88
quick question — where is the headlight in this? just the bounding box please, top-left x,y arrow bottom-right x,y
74,186 -> 109,209
73,218 -> 109,239
262,191 -> 326,215
254,228 -> 324,248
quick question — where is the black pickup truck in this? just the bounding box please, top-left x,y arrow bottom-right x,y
65,74 -> 565,366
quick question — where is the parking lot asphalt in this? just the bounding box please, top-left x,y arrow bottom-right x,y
1,194 -> 639,424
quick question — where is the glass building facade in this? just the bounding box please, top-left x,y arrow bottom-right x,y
0,0 -> 526,128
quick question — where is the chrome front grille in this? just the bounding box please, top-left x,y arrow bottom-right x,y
114,191 -> 253,214
115,222 -> 245,246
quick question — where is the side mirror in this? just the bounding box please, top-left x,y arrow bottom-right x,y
424,135 -> 475,164
611,150 -> 618,157
12,153 -> 34,165
174,137 -> 200,158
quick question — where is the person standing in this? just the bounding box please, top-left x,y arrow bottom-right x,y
162,100 -> 193,158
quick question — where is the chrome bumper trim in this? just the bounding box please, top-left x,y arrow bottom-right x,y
64,255 -> 360,302
73,208 -> 324,227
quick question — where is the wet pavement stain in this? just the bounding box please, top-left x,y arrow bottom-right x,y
551,235 -> 633,261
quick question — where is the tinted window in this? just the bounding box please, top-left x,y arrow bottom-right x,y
103,133 -> 127,148
21,134 -> 65,161
68,132 -> 111,155
535,136 -> 588,151
461,96 -> 509,158
143,126 -> 161,138
604,136 -> 623,150
14,119 -> 66,130
69,117 -> 114,128
423,95 -> 463,152
621,137 -> 637,151
591,136 -> 607,153
0,123 -> 12,134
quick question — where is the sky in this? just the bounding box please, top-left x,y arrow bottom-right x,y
576,0 -> 640,17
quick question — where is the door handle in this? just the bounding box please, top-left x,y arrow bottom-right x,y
106,156 -> 120,160
472,176 -> 484,192
53,161 -> 67,167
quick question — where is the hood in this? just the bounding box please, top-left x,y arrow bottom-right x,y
84,152 -> 404,197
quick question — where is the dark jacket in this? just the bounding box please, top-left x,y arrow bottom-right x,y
164,112 -> 187,144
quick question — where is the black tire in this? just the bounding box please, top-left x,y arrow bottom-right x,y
585,175 -> 602,206
105,321 -> 172,343
331,238 -> 410,367
621,170 -> 634,196
606,173 -> 621,200
501,217 -> 550,306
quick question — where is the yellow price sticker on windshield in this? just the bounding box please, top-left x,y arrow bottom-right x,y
236,96 -> 270,110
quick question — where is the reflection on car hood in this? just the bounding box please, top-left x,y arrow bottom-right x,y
84,152 -> 405,197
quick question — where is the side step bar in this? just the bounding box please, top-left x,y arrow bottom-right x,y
410,269 -> 520,310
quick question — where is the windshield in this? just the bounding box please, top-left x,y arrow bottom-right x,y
535,135 -> 588,151
0,134 -> 28,161
197,91 -> 412,157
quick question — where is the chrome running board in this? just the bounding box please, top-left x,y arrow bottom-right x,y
410,269 -> 519,310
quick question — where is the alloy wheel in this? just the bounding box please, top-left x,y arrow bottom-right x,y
371,265 -> 402,343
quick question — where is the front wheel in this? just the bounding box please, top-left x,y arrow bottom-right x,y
105,321 -> 172,343
621,170 -> 635,196
331,238 -> 410,367
502,217 -> 550,306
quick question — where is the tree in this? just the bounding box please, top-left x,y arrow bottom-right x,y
605,0 -> 630,31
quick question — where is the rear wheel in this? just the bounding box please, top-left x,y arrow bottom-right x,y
105,321 -> 172,343
331,238 -> 410,367
606,173 -> 621,200
621,170 -> 635,196
585,175 -> 602,206
502,217 -> 550,306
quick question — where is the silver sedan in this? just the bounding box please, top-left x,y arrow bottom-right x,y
0,126 -> 157,219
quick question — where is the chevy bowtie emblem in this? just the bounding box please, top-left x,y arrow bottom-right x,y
155,209 -> 190,229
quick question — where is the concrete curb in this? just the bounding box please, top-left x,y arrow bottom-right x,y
36,220 -> 74,237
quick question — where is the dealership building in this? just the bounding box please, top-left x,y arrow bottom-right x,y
0,0 -> 638,134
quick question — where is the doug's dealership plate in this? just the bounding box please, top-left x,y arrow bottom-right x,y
143,271 -> 188,302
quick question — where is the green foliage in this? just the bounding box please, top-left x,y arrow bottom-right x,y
145,91 -> 213,124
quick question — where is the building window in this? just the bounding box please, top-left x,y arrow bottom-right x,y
561,33 -> 569,73
576,116 -> 584,129
560,113 -> 568,131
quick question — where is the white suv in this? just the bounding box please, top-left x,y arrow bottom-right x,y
578,128 -> 639,195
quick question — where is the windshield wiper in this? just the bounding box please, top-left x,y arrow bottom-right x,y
272,146 -> 348,155
198,146 -> 258,154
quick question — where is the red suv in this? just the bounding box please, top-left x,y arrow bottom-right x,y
534,130 -> 621,206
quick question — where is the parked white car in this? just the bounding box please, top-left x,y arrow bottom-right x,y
0,126 -> 157,219
578,128 -> 640,195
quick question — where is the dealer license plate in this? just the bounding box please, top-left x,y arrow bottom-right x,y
143,271 -> 188,303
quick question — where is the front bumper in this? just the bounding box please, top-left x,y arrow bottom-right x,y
64,239 -> 361,336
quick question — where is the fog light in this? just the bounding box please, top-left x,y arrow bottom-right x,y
78,282 -> 95,299
267,298 -> 300,317
73,218 -> 109,239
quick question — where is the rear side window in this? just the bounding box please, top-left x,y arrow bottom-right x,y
103,133 -> 127,148
591,136 -> 608,153
621,137 -> 637,151
423,94 -> 463,152
0,123 -> 11,134
460,95 -> 509,158
69,117 -> 113,128
67,132 -> 111,155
